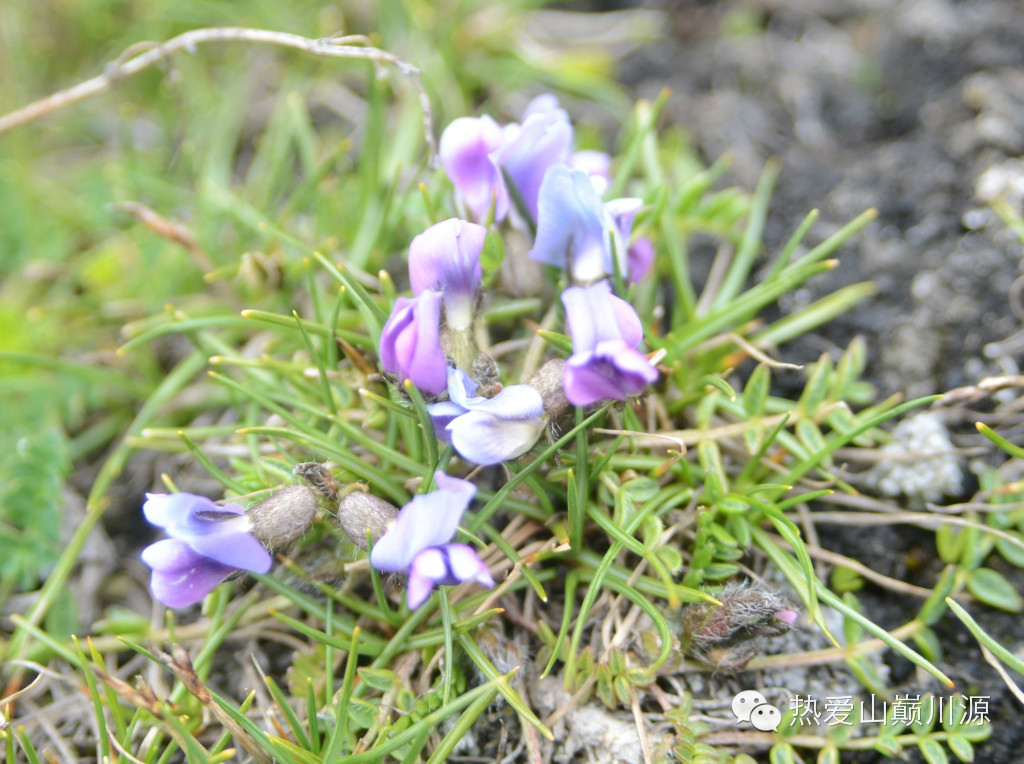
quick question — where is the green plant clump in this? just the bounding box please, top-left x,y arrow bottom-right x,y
2,6 -> 1018,763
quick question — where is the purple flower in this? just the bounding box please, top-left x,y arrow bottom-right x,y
428,367 -> 545,465
439,115 -> 509,222
141,493 -> 272,608
369,473 -> 493,609
604,197 -> 654,283
561,281 -> 658,406
379,289 -> 447,394
492,95 -> 573,224
569,150 -> 612,196
529,165 -> 644,285
408,219 -> 487,331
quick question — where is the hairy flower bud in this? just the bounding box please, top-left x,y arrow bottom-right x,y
680,583 -> 797,672
293,461 -> 340,514
472,353 -> 502,398
337,490 -> 399,550
528,358 -> 570,423
247,485 -> 318,555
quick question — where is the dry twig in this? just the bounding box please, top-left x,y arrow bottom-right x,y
0,27 -> 436,158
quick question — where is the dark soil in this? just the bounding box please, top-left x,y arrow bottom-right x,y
604,0 -> 1024,760
618,0 -> 1024,397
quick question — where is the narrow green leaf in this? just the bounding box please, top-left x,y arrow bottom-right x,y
754,282 -> 875,349
263,675 -> 311,750
698,440 -> 728,504
457,633 -> 551,738
425,682 -> 500,764
977,422 -> 1024,460
743,364 -> 770,417
947,597 -> 1024,676
241,308 -> 366,346
713,158 -> 779,309
764,208 -> 818,280
784,208 -> 877,270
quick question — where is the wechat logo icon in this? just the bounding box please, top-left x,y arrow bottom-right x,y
732,689 -> 781,732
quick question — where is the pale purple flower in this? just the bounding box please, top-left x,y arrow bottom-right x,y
570,150 -> 612,196
626,237 -> 655,283
561,281 -> 658,406
369,473 -> 493,609
141,493 -> 271,608
439,115 -> 509,222
379,289 -> 447,394
427,367 -> 545,465
605,197 -> 654,283
492,95 -> 573,224
529,165 -> 644,284
408,219 -> 486,331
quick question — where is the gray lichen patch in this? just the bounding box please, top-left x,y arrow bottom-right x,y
865,412 -> 963,502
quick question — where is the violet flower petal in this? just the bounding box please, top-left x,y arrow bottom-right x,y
604,197 -> 643,240
570,150 -> 612,196
439,115 -> 509,221
187,531 -> 272,572
445,543 -> 495,589
406,547 -> 447,609
142,538 -> 238,608
563,339 -> 659,406
440,372 -> 546,465
426,400 -> 464,442
427,367 -> 477,441
379,290 -> 447,394
529,165 -> 614,283
454,381 -> 544,418
492,108 -> 572,223
445,365 -> 479,407
427,368 -> 545,465
627,236 -> 655,283
369,473 -> 476,573
142,492 -> 270,570
448,407 -> 544,465
408,218 -> 487,300
405,544 -> 494,609
521,93 -> 567,122
561,282 -> 657,406
561,281 -> 644,350
605,197 -> 651,283
143,492 -> 244,533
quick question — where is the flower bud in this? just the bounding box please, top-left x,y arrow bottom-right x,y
680,584 -> 797,672
472,353 -> 502,398
293,462 -> 339,503
528,358 -> 570,423
337,490 -> 399,550
247,485 -> 318,555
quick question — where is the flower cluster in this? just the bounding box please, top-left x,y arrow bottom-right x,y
141,470 -> 494,612
380,94 -> 658,466
440,95 -> 585,225
141,485 -> 316,608
143,95 -> 660,614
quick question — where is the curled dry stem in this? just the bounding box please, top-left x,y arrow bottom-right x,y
0,27 -> 436,159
